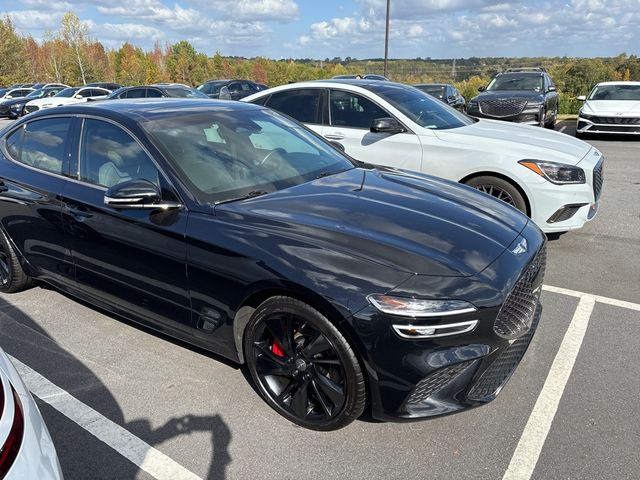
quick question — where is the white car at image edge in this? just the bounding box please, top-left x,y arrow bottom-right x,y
24,86 -> 111,114
0,346 -> 63,479
243,80 -> 604,233
577,81 -> 640,136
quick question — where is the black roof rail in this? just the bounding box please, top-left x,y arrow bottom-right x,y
502,67 -> 547,73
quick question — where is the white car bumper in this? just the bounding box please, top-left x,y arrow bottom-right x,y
577,115 -> 640,135
524,149 -> 604,233
0,350 -> 63,480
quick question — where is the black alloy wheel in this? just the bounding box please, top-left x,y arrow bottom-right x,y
465,175 -> 528,214
244,296 -> 366,431
0,228 -> 33,293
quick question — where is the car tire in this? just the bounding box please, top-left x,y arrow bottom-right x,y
545,110 -> 557,129
0,229 -> 34,293
465,176 -> 528,214
244,296 -> 366,431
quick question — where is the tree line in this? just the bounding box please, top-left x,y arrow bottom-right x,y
2,13 -> 639,113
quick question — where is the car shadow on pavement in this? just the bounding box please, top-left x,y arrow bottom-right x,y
0,294 -> 232,480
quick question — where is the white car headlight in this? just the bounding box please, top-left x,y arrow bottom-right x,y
367,294 -> 477,317
519,160 -> 586,184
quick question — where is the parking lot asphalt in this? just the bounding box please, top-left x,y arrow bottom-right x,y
0,117 -> 639,480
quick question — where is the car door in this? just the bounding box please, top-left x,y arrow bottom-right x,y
0,117 -> 75,287
123,88 -> 146,99
60,117 -> 192,332
325,89 -> 423,171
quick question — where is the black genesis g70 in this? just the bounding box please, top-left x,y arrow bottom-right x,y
0,100 -> 546,430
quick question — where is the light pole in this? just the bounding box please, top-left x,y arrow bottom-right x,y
383,0 -> 390,78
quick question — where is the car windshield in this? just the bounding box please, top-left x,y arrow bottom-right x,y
26,89 -> 47,99
366,83 -> 474,129
143,107 -> 355,203
56,87 -> 80,98
165,87 -> 209,98
415,85 -> 447,99
486,75 -> 543,92
588,84 -> 640,100
197,82 -> 227,95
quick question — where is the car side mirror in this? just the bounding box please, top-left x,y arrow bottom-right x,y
548,86 -> 557,92
5,95 -> 12,99
329,140 -> 345,152
370,117 -> 405,134
577,95 -> 587,101
447,95 -> 456,102
104,179 -> 182,210
75,94 -> 83,99
478,86 -> 486,92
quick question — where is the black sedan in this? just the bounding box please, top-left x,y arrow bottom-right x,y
0,99 -> 546,430
413,83 -> 466,111
107,85 -> 209,99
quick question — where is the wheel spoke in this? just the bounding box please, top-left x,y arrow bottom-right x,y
277,380 -> 296,402
255,355 -> 294,377
303,331 -> 332,357
314,374 -> 345,408
311,379 -> 333,417
267,316 -> 295,357
254,341 -> 290,366
290,382 -> 309,418
312,358 -> 341,366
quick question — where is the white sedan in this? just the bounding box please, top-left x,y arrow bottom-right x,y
24,86 -> 111,114
0,346 -> 63,479
244,80 -> 604,233
577,81 -> 640,136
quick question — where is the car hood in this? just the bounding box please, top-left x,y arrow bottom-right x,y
216,168 -> 529,277
432,118 -> 592,165
582,100 -> 640,115
472,90 -> 544,102
0,97 -> 28,107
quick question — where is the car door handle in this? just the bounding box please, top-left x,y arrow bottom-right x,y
324,133 -> 345,140
65,205 -> 93,221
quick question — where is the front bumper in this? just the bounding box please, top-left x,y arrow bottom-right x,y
351,222 -> 546,421
577,115 -> 640,135
468,106 -> 543,125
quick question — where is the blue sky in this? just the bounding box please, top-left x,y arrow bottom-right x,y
3,0 -> 640,59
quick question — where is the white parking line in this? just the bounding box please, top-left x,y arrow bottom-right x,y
9,355 -> 203,480
503,295 -> 597,480
559,126 -> 567,132
543,284 -> 640,311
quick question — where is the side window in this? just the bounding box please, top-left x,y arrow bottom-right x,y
19,118 -> 71,174
5,127 -> 24,160
125,88 -> 146,99
329,90 -> 390,129
265,89 -> 322,124
79,119 -> 159,188
146,89 -> 162,98
228,82 -> 241,94
78,89 -> 92,98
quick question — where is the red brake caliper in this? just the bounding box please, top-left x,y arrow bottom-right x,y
271,339 -> 285,357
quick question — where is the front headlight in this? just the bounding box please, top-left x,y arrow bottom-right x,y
519,160 -> 586,184
367,294 -> 477,317
10,103 -> 24,110
578,111 -> 592,120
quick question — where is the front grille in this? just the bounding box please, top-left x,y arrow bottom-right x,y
493,245 -> 546,339
468,306 -> 541,401
479,99 -> 527,117
24,105 -> 39,114
593,159 -> 604,201
590,116 -> 640,125
590,125 -> 640,133
405,361 -> 475,406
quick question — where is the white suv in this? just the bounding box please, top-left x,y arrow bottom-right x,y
244,80 -> 604,233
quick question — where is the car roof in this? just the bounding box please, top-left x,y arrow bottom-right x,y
24,98 -> 261,121
496,71 -> 544,77
414,83 -> 450,87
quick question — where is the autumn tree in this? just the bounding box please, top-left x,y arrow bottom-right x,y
61,12 -> 89,85
0,17 -> 26,85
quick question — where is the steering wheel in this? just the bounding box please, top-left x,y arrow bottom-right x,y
258,148 -> 286,166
